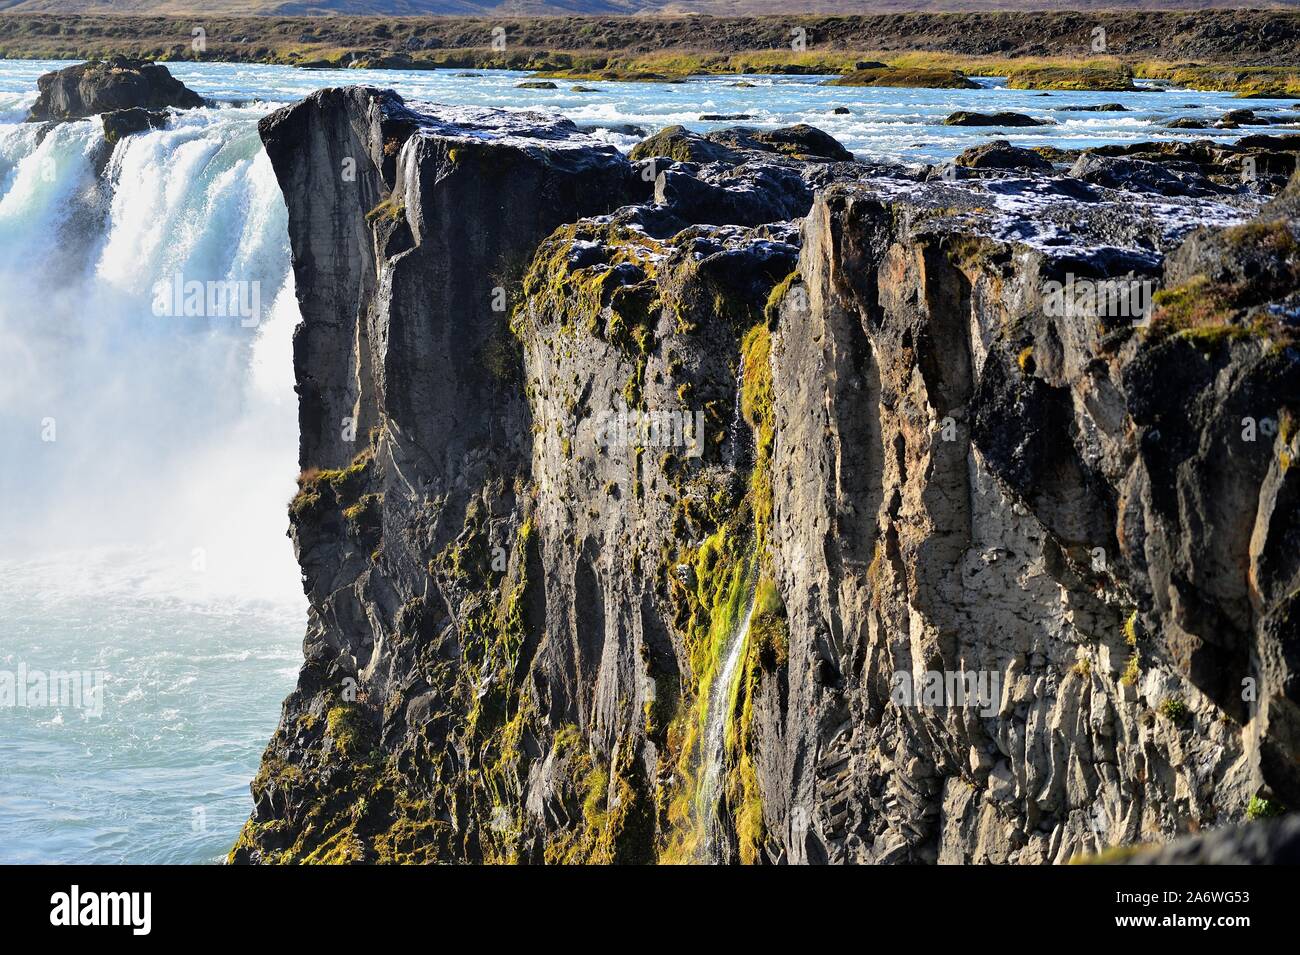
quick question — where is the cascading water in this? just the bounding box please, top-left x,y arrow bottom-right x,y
694,556 -> 759,863
0,101 -> 300,589
721,356 -> 752,470
0,87 -> 306,862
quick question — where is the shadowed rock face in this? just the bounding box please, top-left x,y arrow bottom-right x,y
25,56 -> 203,121
235,87 -> 1300,864
1104,814 -> 1300,864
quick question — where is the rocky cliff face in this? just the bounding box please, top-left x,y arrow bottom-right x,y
759,174 -> 1298,864
233,86 -> 1299,864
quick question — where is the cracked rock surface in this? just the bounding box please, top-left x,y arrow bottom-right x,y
232,86 -> 1300,864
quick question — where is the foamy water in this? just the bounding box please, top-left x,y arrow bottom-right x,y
0,63 -> 303,863
0,57 -> 1288,864
0,549 -> 303,864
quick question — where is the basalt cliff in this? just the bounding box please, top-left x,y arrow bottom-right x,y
232,87 -> 1300,864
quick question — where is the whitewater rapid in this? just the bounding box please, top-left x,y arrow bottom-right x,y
0,95 -> 301,589
0,75 -> 304,863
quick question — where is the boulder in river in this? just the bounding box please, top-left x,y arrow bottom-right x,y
629,125 -> 745,164
101,106 -> 167,144
630,123 -> 855,166
1217,108 -> 1272,128
26,56 -> 204,122
1057,103 -> 1130,112
1005,66 -> 1139,92
943,111 -> 1052,127
828,66 -> 979,90
576,121 -> 647,138
954,139 -> 1053,171
707,124 -> 855,162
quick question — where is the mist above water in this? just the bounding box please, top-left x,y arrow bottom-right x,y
0,86 -> 309,862
0,100 -> 303,605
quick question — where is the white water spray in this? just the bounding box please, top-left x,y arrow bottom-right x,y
0,104 -> 303,604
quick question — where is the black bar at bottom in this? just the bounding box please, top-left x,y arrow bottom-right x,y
0,862 -> 1283,940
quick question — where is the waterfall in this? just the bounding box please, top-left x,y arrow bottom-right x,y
0,104 -> 302,603
695,555 -> 759,862
0,91 -> 306,863
722,355 -> 752,469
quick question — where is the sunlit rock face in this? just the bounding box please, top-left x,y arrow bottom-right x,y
234,86 -> 1300,865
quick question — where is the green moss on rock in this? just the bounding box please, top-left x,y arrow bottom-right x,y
1247,795 -> 1286,820
1005,65 -> 1137,91
826,66 -> 978,89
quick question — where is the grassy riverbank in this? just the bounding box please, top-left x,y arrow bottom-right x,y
1,11 -> 1298,95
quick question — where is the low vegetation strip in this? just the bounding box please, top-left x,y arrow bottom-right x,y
1,12 -> 1299,95
1,11 -> 1299,64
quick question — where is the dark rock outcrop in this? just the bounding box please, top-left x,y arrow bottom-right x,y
629,124 -> 862,227
1102,815 -> 1300,864
955,139 -> 1053,172
101,106 -> 167,144
1088,135 -> 1300,195
629,123 -> 855,166
653,165 -> 814,227
235,87 -> 1300,866
1058,103 -> 1130,112
26,56 -> 204,122
944,111 -> 1052,127
1068,152 -> 1223,197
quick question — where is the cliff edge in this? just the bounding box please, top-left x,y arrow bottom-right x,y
233,87 -> 1300,864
